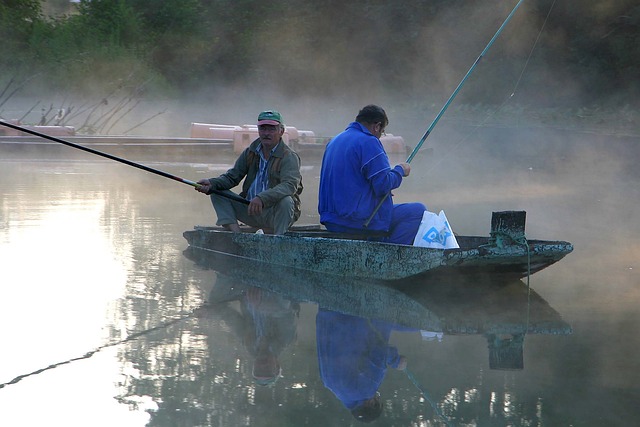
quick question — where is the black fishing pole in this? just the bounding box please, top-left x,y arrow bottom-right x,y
364,0 -> 526,227
404,368 -> 453,426
0,120 -> 249,205
0,305 -> 207,390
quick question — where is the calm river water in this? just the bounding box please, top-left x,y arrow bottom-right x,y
1,125 -> 639,426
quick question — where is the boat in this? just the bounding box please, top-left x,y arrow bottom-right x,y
0,131 -> 237,163
183,245 -> 572,370
0,122 -> 409,162
189,122 -> 409,156
183,210 -> 573,282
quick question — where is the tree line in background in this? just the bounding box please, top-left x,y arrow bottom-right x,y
1,0 -> 639,107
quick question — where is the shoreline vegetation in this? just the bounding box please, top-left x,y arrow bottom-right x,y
1,1 -> 638,138
2,98 -> 637,140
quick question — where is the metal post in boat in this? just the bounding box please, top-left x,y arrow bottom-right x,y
489,210 -> 527,245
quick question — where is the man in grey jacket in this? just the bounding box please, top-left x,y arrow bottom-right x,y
196,110 -> 303,234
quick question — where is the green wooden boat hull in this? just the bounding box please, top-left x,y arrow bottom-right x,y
183,214 -> 573,282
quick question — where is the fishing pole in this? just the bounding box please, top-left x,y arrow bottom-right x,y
364,0 -> 526,227
0,304 -> 207,390
0,120 -> 249,205
404,368 -> 453,426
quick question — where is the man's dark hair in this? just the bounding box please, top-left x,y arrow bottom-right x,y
350,395 -> 383,423
355,105 -> 389,128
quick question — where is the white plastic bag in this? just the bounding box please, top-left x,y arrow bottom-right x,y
412,210 -> 460,249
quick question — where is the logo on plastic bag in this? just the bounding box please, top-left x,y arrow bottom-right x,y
422,222 -> 453,246
413,210 -> 460,249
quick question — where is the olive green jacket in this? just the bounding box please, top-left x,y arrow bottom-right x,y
207,138 -> 303,221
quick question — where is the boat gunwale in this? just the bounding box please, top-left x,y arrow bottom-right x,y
188,225 -> 573,254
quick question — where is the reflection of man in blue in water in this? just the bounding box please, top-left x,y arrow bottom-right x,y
316,309 -> 409,423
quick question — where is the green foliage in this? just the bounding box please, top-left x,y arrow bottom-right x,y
1,0 -> 639,106
0,0 -> 44,63
76,0 -> 143,46
0,0 -> 42,22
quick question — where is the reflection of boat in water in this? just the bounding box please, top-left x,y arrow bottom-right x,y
184,244 -> 571,370
191,247 -> 443,332
184,211 -> 573,282
400,279 -> 572,370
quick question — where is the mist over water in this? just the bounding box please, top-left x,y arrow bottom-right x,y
2,1 -> 639,425
1,117 -> 639,425
6,1 -> 638,139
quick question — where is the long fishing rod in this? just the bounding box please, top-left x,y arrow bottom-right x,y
364,0 -> 526,227
404,368 -> 453,426
0,120 -> 249,205
0,305 -> 207,390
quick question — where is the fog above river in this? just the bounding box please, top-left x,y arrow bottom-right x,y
6,1 -> 638,140
2,3 -> 639,425
3,1 -> 637,289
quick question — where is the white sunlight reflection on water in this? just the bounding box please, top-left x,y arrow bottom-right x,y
0,198 -> 149,426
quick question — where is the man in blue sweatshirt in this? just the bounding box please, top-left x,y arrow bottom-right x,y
318,105 -> 426,244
